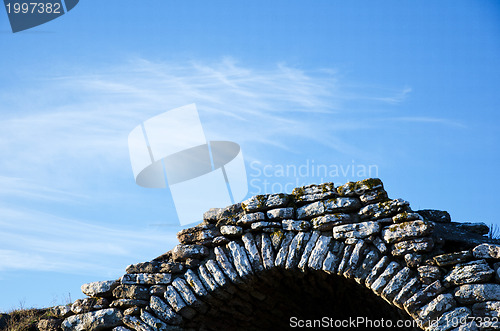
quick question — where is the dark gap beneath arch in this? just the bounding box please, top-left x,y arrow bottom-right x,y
186,269 -> 420,330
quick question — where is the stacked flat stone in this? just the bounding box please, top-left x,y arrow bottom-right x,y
44,178 -> 500,331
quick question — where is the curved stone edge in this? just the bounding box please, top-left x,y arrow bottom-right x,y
52,178 -> 500,331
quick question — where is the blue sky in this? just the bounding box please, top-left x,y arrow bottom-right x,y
0,1 -> 499,311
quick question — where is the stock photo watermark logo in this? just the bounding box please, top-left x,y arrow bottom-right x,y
128,104 -> 248,226
3,0 -> 79,33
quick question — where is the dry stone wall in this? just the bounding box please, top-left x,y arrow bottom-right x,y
40,178 -> 500,331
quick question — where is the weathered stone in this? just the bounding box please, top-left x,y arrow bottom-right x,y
418,293 -> 456,327
176,224 -> 219,244
260,234 -> 275,270
443,259 -> 494,287
297,231 -> 320,271
274,231 -> 295,268
171,278 -> 198,307
429,307 -> 472,331
37,318 -> 62,331
81,280 -> 118,298
265,193 -> 290,208
312,213 -> 352,231
269,230 -> 284,251
237,212 -> 265,226
205,259 -> 229,288
282,219 -> 311,231
308,235 -> 332,270
110,299 -> 148,308
382,220 -> 434,244
365,256 -> 390,288
381,267 -> 412,303
71,298 -> 109,314
213,246 -> 240,283
418,265 -> 442,285
183,269 -> 208,297
126,262 -> 158,274
113,285 -> 149,300
164,286 -> 196,319
371,261 -> 401,295
453,283 -> 500,304
150,295 -> 182,325
51,305 -> 72,319
337,244 -> 354,276
416,209 -> 451,223
359,188 -> 388,205
197,264 -> 219,293
293,182 -> 336,203
172,244 -> 208,261
242,195 -> 268,212
158,262 -> 185,274
472,301 -> 500,318
336,181 -> 356,197
124,307 -> 140,316
203,208 -> 221,223
405,253 -> 424,268
61,308 -> 123,331
358,198 -> 410,220
141,310 -> 168,330
267,207 -> 294,220
212,235 -> 229,246
343,240 -> 366,278
227,241 -> 253,277
250,221 -> 281,231
473,243 -> 500,259
296,201 -> 325,219
242,233 -> 264,273
333,221 -> 380,239
122,315 -> 152,331
371,236 -> 387,254
433,251 -> 472,267
324,197 -> 361,213
220,225 -> 243,236
404,280 -> 445,315
392,237 -> 434,256
322,251 -> 341,274
354,178 -> 384,194
285,232 -> 311,270
121,273 -> 171,285
393,277 -> 420,309
353,249 -> 380,285
392,212 -> 424,223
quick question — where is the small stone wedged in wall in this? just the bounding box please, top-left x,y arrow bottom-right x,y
62,308 -> 123,331
473,243 -> 500,259
81,280 -> 119,298
292,182 -> 336,204
433,250 -> 472,267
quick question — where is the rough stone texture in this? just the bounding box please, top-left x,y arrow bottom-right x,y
428,307 -> 472,331
312,213 -> 352,231
358,198 -> 410,220
282,219 -> 311,231
332,221 -> 380,239
61,308 -> 123,331
220,225 -> 243,236
324,197 -> 361,212
382,220 -> 434,244
433,251 -> 472,267
391,237 -> 434,256
172,244 -> 208,261
418,265 -> 442,285
417,293 -> 456,327
473,243 -> 500,259
112,285 -> 149,300
443,259 -> 494,287
453,284 -> 500,304
81,280 -> 118,298
267,207 -> 294,220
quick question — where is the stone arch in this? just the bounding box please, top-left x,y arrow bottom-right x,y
61,178 -> 500,331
